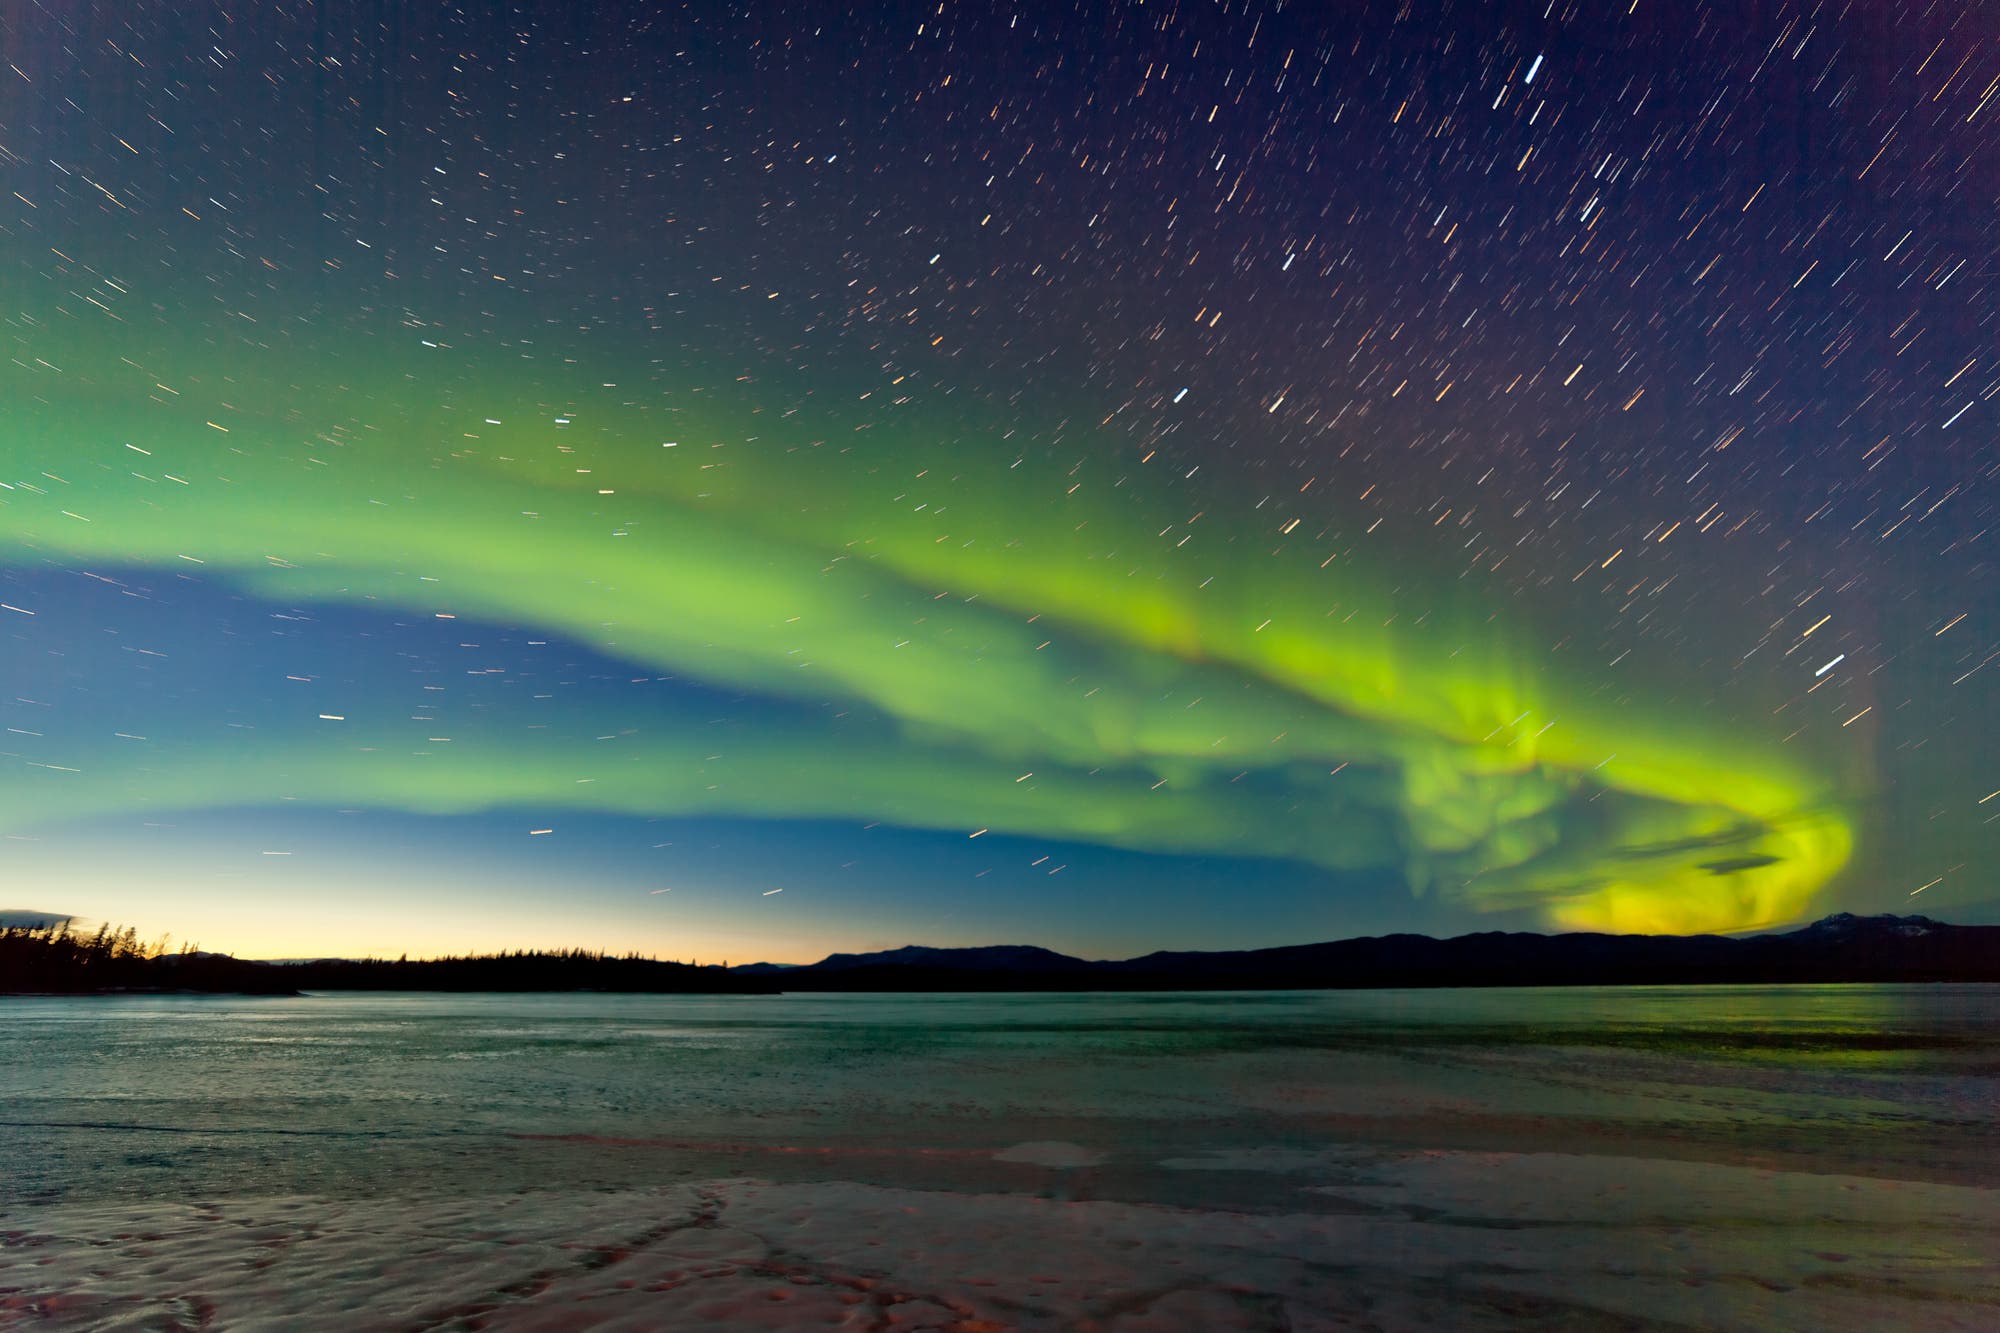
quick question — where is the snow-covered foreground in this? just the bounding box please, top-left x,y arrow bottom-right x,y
5,1155 -> 1997,1331
2,987 -> 1996,1329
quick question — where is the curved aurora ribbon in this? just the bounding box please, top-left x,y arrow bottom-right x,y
0,334 -> 1855,933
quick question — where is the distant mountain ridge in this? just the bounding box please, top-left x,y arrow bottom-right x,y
733,914 -> 2000,990
767,944 -> 1092,974
10,912 -> 1996,995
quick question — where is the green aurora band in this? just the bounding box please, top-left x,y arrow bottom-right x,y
0,330 -> 1857,934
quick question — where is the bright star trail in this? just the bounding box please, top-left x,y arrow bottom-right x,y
1,1 -> 1994,959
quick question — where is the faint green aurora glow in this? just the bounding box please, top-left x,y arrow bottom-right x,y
0,335 -> 1856,933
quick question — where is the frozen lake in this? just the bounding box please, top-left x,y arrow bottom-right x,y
3,985 -> 1997,1329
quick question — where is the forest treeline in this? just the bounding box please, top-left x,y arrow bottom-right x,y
13,912 -> 1994,997
0,922 -> 778,995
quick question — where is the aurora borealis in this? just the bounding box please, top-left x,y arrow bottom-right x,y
2,1 -> 1994,958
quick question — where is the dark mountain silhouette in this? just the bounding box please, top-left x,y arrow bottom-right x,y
734,914 -> 2000,991
8,913 -> 1994,996
738,944 -> 1092,975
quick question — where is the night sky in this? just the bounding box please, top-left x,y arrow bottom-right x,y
2,1 -> 1995,961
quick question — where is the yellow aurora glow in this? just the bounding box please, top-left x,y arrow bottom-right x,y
0,335 -> 1856,934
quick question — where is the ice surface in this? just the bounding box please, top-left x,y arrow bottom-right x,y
4,1165 -> 1995,1331
2,986 -> 1996,1329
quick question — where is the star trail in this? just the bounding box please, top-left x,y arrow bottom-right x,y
1,1 -> 1994,958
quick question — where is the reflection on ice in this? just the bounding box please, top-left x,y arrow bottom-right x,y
1,987 -> 1995,1330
